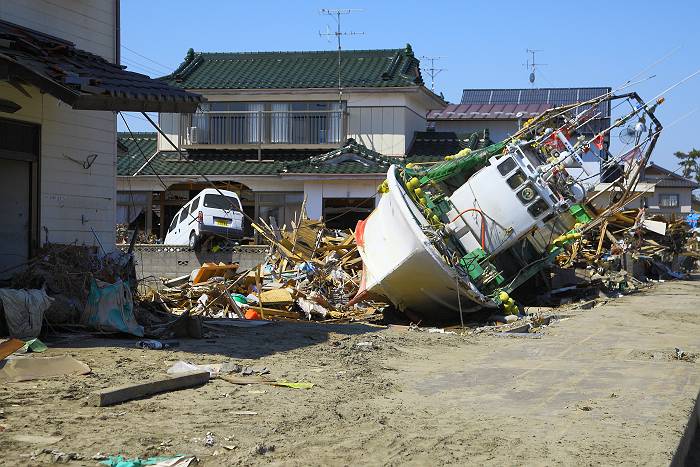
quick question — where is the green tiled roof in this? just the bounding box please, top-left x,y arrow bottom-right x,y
283,139 -> 398,174
161,45 -> 424,90
116,135 -> 491,178
407,130 -> 494,160
117,132 -> 157,176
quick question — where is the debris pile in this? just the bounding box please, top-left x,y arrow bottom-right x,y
143,217 -> 387,323
8,244 -> 135,325
558,208 -> 694,276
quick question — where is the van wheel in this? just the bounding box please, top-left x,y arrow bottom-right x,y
189,232 -> 200,251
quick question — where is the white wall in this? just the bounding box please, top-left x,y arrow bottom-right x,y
304,179 -> 381,219
165,88 -> 440,157
0,1 -> 118,248
157,113 -> 181,151
432,119 -> 518,143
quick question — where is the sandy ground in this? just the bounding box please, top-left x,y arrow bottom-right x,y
1,279 -> 699,466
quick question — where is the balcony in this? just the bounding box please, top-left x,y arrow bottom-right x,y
179,110 -> 346,149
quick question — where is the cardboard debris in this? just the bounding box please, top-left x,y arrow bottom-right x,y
0,355 -> 91,382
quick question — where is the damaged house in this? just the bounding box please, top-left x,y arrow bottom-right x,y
116,45 -> 445,239
0,1 -> 200,278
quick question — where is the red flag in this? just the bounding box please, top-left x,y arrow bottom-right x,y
622,146 -> 642,162
593,134 -> 604,150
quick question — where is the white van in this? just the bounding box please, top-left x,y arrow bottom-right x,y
164,188 -> 244,249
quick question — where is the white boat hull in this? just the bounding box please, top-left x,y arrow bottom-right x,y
353,166 -> 495,316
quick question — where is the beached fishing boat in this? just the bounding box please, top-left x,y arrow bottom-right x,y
352,92 -> 663,317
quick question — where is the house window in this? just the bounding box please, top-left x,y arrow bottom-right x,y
658,193 -> 679,208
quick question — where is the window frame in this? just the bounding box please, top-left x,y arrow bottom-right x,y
658,193 -> 680,208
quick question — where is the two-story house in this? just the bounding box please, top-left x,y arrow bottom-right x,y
0,1 -> 199,277
117,45 -> 445,238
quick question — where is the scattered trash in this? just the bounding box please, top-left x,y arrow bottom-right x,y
19,338 -> 48,353
35,449 -> 83,463
220,374 -> 314,389
0,286 -> 54,339
82,278 -> 143,336
204,432 -> 215,447
166,360 -> 266,379
136,340 -> 178,350
100,455 -> 197,467
0,355 -> 91,383
251,443 -> 275,455
234,411 -> 258,416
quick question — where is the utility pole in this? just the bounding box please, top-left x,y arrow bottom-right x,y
419,56 -> 446,92
524,49 -> 546,88
319,8 -> 364,108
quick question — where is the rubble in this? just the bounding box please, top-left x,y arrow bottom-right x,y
141,215 -> 388,324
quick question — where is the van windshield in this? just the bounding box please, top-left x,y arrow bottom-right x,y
203,194 -> 240,211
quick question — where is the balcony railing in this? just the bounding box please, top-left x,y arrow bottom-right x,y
179,110 -> 346,147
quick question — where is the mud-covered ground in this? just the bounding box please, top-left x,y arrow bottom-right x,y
1,279 -> 699,466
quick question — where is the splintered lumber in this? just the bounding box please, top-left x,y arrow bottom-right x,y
89,371 -> 210,407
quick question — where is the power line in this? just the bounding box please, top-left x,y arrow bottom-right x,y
118,112 -> 169,190
120,56 -> 168,76
121,44 -> 174,72
319,8 -> 364,107
419,56 -> 446,92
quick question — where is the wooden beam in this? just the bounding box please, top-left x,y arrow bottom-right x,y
89,371 -> 209,407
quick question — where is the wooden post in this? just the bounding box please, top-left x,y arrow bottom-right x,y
159,191 -> 166,240
145,191 -> 153,237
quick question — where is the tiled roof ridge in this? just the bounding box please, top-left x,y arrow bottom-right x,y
196,48 -> 404,57
161,45 -> 422,88
117,131 -> 156,138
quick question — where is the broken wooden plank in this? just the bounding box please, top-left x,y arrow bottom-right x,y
0,338 -> 25,360
89,371 -> 209,407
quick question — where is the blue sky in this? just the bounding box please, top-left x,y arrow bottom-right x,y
119,0 -> 700,170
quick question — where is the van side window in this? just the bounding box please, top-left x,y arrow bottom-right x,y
179,205 -> 189,223
189,197 -> 200,214
168,216 -> 177,232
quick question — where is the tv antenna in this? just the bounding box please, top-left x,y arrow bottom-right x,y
419,56 -> 446,92
524,49 -> 547,87
319,8 -> 364,106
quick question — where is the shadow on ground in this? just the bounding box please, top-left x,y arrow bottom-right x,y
41,320 -> 383,359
